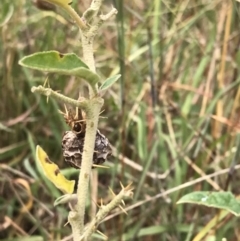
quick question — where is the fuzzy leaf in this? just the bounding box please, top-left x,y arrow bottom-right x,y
19,51 -> 100,87
99,74 -> 121,91
177,191 -> 240,216
36,145 -> 75,194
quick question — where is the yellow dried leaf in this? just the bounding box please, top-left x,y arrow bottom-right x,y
36,145 -> 75,194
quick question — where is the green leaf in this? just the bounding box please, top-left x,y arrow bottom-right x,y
19,51 -> 100,87
177,191 -> 240,216
99,74 -> 121,91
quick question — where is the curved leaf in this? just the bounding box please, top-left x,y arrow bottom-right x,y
177,191 -> 240,216
36,145 -> 75,194
19,51 -> 100,86
100,74 -> 121,91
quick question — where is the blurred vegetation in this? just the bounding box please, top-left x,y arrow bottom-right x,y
1,0 -> 240,240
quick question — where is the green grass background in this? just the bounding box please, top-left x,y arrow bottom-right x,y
1,0 -> 240,240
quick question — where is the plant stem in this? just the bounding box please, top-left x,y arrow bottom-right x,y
81,33 -> 96,98
68,98 -> 103,240
81,99 -> 103,230
69,3 -> 118,239
31,86 -> 88,109
37,1 -> 118,240
68,0 -> 104,236
83,183 -> 133,240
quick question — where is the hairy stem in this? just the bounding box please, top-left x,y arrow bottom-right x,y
83,183 -> 133,240
69,98 -> 103,239
31,86 -> 88,109
36,1 -> 118,240
81,33 -> 96,98
69,3 -> 118,239
68,2 -> 104,239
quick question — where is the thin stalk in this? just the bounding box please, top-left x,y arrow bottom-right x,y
64,3 -> 87,30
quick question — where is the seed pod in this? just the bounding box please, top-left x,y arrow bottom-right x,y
62,131 -> 84,169
62,129 -> 112,169
93,130 -> 112,165
60,106 -> 112,168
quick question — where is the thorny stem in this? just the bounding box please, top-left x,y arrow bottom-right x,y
80,0 -> 102,98
83,183 -> 133,240
66,1 -> 103,239
63,0 -> 117,98
31,1 -> 119,240
62,1 -> 117,240
31,86 -> 88,109
62,0 -> 103,97
69,98 -> 103,238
